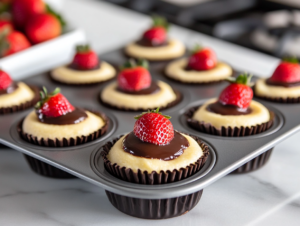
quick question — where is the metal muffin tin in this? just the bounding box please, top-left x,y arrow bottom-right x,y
1,49 -> 300,199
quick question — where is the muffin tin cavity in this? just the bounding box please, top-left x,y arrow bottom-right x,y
90,135 -> 216,199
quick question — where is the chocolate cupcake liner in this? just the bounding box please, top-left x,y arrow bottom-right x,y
23,154 -> 76,178
101,134 -> 209,219
185,106 -> 274,137
231,148 -> 273,174
106,190 -> 203,219
17,110 -> 108,148
0,85 -> 40,115
99,89 -> 182,112
256,94 -> 300,104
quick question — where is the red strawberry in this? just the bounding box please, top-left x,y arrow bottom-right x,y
187,45 -> 217,71
142,16 -> 168,45
118,59 -> 151,91
12,0 -> 46,29
133,108 -> 174,145
71,45 -> 99,70
25,13 -> 61,44
219,74 -> 253,109
0,69 -> 12,90
270,58 -> 300,83
35,87 -> 75,118
0,30 -> 31,57
0,19 -> 13,33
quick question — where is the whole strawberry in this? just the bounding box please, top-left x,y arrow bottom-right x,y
25,13 -> 61,44
0,69 -> 12,90
270,58 -> 300,83
71,45 -> 99,70
219,74 -> 253,109
35,87 -> 75,118
0,30 -> 31,57
118,59 -> 151,92
187,45 -> 217,71
133,108 -> 174,145
12,0 -> 46,29
142,16 -> 168,46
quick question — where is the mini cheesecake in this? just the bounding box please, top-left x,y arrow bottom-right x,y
165,45 -> 232,83
188,74 -> 272,136
255,59 -> 300,102
21,87 -> 107,146
51,45 -> 116,85
101,109 -> 208,219
0,70 -> 38,113
124,16 -> 185,61
100,59 -> 179,111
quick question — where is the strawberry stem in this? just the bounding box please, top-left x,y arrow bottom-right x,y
190,43 -> 203,54
282,57 -> 298,64
35,87 -> 60,109
152,15 -> 169,31
226,73 -> 253,86
46,4 -> 66,28
120,58 -> 149,70
76,44 -> 91,53
134,108 -> 171,120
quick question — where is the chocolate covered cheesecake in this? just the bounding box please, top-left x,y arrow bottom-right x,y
100,59 -> 180,111
255,59 -> 300,103
165,45 -> 232,84
124,16 -> 185,61
51,45 -> 116,85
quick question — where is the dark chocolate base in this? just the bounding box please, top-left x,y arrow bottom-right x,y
18,110 -> 109,147
24,155 -> 76,178
99,89 -> 182,112
231,148 -> 273,174
106,190 -> 203,219
0,85 -> 40,115
185,106 -> 274,137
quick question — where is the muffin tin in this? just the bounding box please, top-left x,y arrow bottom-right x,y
0,48 -> 299,200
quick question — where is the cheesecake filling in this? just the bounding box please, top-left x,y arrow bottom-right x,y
123,131 -> 189,161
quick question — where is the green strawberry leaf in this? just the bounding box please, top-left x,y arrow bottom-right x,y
46,4 -> 67,29
134,108 -> 171,120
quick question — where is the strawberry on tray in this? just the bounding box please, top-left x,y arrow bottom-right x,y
0,0 -> 66,58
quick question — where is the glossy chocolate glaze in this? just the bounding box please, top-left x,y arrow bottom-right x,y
266,78 -> 300,87
136,38 -> 169,47
206,101 -> 252,115
116,81 -> 160,95
0,82 -> 18,95
67,61 -> 101,71
36,107 -> 88,125
123,131 -> 189,161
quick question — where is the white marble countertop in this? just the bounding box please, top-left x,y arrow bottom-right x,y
1,0 -> 300,225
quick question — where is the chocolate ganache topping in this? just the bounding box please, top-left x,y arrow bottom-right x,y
117,81 -> 160,95
206,101 -> 252,115
0,82 -> 18,96
266,78 -> 300,88
123,131 -> 189,161
36,107 -> 87,125
136,38 -> 169,48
